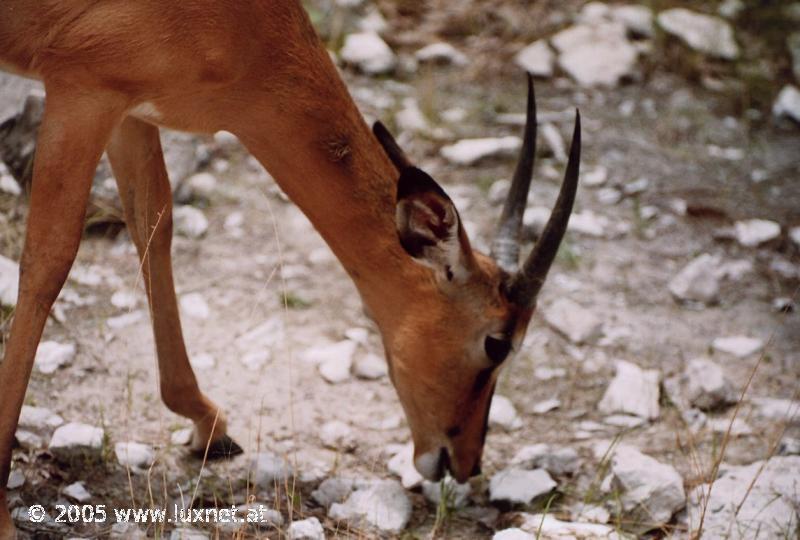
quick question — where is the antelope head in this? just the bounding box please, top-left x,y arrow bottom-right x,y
372,75 -> 581,483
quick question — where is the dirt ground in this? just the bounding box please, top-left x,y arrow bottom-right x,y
1,1 -> 799,539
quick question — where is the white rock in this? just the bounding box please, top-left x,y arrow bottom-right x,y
543,298 -> 603,344
115,442 -> 155,471
422,478 -> 471,508
774,85 -> 800,122
0,254 -> 19,307
611,5 -> 654,37
790,226 -> 800,248
534,367 -> 567,380
541,123 -> 566,162
734,219 -> 781,246
107,311 -> 144,329
489,468 -> 556,504
49,422 -> 104,461
171,428 -> 193,446
489,395 -> 523,431
603,414 -> 647,428
488,179 -> 511,204
173,206 -> 209,239
623,177 -> 650,195
353,353 -> 387,380
303,340 -> 357,365
319,353 -> 353,384
110,290 -> 138,310
531,398 -> 561,414
687,456 -> 800,539
387,442 -> 423,489
511,443 -> 580,476
440,136 -> 522,166
359,7 -> 388,33
110,522 -> 148,539
180,292 -> 210,319
329,480 -> 412,533
0,174 -> 20,196
570,503 -> 611,524
14,430 -> 42,449
598,360 -> 660,420
657,8 -> 739,59
493,528 -> 534,540
312,477 -> 358,508
34,341 -> 76,374
63,481 -> 92,503
552,23 -> 639,87
190,353 -> 215,370
18,405 -> 64,435
251,452 -> 294,486
518,513 -> 619,538
320,420 -> 357,451
395,97 -> 429,133
684,357 -> 737,410
415,42 -> 468,66
340,32 -> 396,75
751,397 -> 800,421
668,253 -> 721,305
523,206 -> 553,236
6,470 -> 24,490
170,529 -> 209,540
597,187 -> 622,206
712,335 -> 763,357
288,517 -> 325,540
514,40 -> 554,77
607,444 -> 685,528
185,172 -> 217,199
582,165 -> 608,187
224,211 -> 244,234
568,210 -> 608,237
719,0 -> 745,18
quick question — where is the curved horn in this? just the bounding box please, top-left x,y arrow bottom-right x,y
490,73 -> 537,274
509,110 -> 581,307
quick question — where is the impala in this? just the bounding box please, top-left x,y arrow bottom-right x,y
0,1 -> 580,536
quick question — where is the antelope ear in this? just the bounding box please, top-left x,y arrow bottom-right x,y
373,121 -> 413,171
395,167 -> 475,282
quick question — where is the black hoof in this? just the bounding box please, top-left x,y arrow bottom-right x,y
192,435 -> 244,461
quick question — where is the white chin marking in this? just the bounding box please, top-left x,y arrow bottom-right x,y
414,449 -> 442,480
131,101 -> 162,121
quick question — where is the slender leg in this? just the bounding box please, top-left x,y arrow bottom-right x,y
105,117 -> 240,458
0,89 -> 125,540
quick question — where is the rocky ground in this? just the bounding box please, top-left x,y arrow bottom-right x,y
1,0 -> 800,539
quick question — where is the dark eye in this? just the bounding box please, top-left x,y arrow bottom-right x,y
484,336 -> 511,364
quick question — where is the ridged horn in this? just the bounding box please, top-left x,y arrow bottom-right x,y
509,110 -> 581,307
490,73 -> 537,274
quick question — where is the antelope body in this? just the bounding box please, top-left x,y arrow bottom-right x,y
0,2 -> 580,536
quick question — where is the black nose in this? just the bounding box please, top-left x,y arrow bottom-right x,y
471,460 -> 482,477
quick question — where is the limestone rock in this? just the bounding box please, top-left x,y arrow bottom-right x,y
684,357 -> 737,410
489,395 -> 523,431
415,42 -> 468,66
49,422 -> 104,462
734,219 -> 781,247
251,452 -> 294,486
598,360 -> 660,420
552,22 -> 638,87
0,254 -> 19,307
606,444 -> 685,530
173,206 -> 209,239
511,443 -> 581,476
115,442 -> 156,471
340,32 -> 396,75
514,41 -> 554,77
329,480 -> 412,533
440,137 -> 522,166
668,254 -> 721,305
34,341 -> 76,374
489,468 -> 556,505
657,8 -> 739,59
712,335 -> 763,357
288,517 -> 325,540
687,456 -> 800,539
543,298 -> 603,344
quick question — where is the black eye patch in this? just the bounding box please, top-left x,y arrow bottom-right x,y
484,336 -> 512,364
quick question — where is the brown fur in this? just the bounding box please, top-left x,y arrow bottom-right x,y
0,3 -> 529,536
